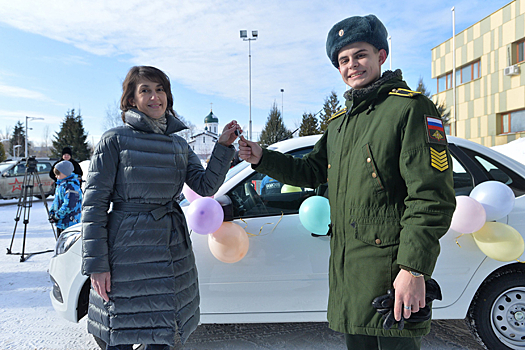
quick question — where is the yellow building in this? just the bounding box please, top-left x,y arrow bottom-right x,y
432,0 -> 525,146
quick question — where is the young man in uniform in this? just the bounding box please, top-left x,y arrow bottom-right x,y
238,14 -> 456,350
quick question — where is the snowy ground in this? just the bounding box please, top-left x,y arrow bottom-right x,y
0,138 -> 523,350
0,198 -> 99,350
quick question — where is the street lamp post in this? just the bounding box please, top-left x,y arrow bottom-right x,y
25,116 -> 44,158
280,89 -> 284,118
240,29 -> 258,141
14,145 -> 22,158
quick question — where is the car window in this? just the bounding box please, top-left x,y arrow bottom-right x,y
0,162 -> 15,173
459,146 -> 525,197
36,162 -> 51,174
228,146 -> 328,218
451,154 -> 475,196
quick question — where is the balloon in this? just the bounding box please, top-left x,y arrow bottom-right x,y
470,181 -> 515,221
208,222 -> 249,263
299,196 -> 331,235
186,197 -> 224,235
182,184 -> 202,203
450,196 -> 486,234
281,184 -> 302,193
472,222 -> 525,261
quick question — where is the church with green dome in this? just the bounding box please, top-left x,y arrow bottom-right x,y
188,108 -> 220,161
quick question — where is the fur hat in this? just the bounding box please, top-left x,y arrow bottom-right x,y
326,14 -> 389,68
55,160 -> 74,177
62,147 -> 72,156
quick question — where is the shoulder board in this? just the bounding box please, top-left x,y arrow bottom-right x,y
328,107 -> 347,122
388,88 -> 422,98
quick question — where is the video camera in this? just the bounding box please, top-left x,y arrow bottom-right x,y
25,156 -> 38,174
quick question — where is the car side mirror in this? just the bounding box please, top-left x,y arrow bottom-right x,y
215,194 -> 234,222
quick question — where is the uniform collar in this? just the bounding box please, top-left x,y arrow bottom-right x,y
344,69 -> 403,103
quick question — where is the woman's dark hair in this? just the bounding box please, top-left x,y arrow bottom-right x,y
120,66 -> 176,122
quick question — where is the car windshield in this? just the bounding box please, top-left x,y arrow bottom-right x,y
0,161 -> 16,173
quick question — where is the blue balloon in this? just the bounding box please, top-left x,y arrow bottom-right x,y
299,196 -> 331,234
470,181 -> 515,221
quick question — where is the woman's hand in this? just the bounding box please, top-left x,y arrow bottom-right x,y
238,135 -> 263,165
90,271 -> 111,302
218,120 -> 242,147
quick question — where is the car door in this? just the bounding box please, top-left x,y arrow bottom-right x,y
195,147 -> 330,316
433,144 -> 525,308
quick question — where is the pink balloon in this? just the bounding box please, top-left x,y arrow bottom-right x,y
186,197 -> 224,235
182,183 -> 202,203
450,196 -> 487,234
208,222 -> 249,263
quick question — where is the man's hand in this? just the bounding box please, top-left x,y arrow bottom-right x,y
393,269 -> 425,321
90,271 -> 111,302
238,135 -> 263,165
217,120 -> 241,147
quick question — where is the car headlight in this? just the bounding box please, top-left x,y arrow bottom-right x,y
54,229 -> 81,256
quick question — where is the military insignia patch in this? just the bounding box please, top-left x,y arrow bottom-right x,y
425,116 -> 447,145
430,147 -> 449,171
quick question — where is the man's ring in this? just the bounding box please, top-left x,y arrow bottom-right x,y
404,305 -> 412,310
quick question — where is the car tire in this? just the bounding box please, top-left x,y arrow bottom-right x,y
466,266 -> 525,349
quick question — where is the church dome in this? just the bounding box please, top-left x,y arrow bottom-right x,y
204,111 -> 219,124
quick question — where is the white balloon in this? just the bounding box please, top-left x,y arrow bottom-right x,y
470,181 -> 515,221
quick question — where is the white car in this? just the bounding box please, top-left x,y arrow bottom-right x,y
49,135 -> 525,350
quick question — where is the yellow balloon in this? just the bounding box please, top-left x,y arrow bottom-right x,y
472,222 -> 524,262
208,222 -> 249,263
281,184 -> 302,193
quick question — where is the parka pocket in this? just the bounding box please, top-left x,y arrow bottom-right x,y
361,144 -> 385,194
353,221 -> 400,248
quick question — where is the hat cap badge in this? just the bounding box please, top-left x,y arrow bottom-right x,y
339,29 -> 344,37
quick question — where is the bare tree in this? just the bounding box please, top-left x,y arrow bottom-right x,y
103,100 -> 123,131
175,113 -> 197,142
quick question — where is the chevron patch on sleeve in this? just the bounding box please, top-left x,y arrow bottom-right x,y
430,147 -> 449,171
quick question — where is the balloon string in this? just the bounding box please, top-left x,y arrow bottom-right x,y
240,212 -> 284,237
455,233 -> 466,248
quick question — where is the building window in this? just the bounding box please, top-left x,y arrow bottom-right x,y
517,39 -> 525,63
203,137 -> 205,143
436,60 -> 480,92
444,124 -> 451,135
500,109 -> 525,134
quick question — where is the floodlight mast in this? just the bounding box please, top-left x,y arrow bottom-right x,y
240,29 -> 258,141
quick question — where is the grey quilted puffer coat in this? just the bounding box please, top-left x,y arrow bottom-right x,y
81,109 -> 235,346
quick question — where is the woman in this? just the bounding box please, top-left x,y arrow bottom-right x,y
81,66 -> 240,350
49,146 -> 83,182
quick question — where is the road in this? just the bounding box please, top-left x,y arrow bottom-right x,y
168,319 -> 485,350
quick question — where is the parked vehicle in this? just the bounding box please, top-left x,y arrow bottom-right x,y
49,135 -> 525,349
0,157 -> 57,199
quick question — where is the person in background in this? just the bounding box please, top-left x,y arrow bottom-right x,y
49,146 -> 83,182
238,14 -> 455,350
49,160 -> 82,237
81,65 -> 240,350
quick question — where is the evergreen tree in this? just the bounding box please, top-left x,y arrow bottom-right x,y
0,142 -> 6,162
10,121 -> 25,158
319,91 -> 342,132
258,102 -> 290,147
299,112 -> 320,136
416,77 -> 451,124
51,109 -> 91,161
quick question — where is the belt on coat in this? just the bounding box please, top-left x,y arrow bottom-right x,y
112,201 -> 190,248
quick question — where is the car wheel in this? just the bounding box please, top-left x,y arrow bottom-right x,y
466,267 -> 525,349
92,336 -> 145,350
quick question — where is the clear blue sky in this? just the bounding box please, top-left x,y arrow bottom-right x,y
0,0 -> 512,150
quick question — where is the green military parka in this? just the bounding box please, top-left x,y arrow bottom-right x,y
254,70 -> 456,337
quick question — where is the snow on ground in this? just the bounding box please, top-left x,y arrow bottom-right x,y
0,198 -> 99,350
492,137 -> 525,164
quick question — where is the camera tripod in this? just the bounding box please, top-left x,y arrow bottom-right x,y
7,156 -> 56,262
